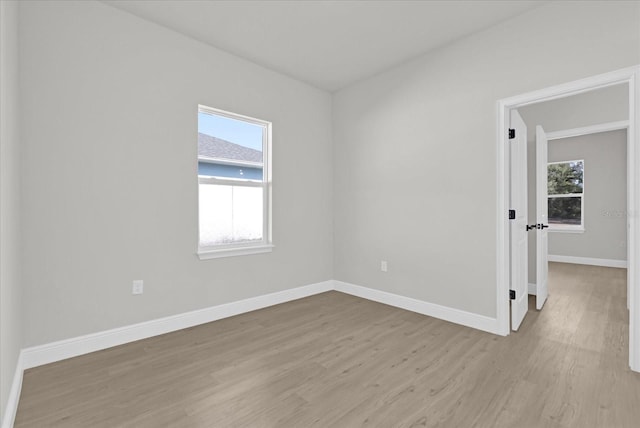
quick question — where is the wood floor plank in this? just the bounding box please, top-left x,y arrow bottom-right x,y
14,263 -> 640,427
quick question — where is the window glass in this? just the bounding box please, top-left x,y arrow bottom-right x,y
548,160 -> 584,229
197,106 -> 271,256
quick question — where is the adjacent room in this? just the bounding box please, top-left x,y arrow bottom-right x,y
1,1 -> 639,426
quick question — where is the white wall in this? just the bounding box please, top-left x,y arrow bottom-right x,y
519,86 -> 629,283
0,0 -> 22,421
19,0 -> 333,347
332,1 -> 640,318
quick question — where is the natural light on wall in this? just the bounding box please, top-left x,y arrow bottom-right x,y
197,105 -> 272,259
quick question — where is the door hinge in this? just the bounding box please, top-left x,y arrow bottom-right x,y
510,290 -> 516,300
509,209 -> 516,220
509,128 -> 515,139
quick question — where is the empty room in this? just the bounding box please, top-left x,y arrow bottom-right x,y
1,1 -> 640,427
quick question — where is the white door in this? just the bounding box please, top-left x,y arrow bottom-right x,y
536,125 -> 549,310
510,110 -> 528,331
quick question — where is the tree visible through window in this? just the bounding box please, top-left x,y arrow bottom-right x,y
547,160 -> 584,229
197,105 -> 272,258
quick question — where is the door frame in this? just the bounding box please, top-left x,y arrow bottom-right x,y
496,65 -> 640,371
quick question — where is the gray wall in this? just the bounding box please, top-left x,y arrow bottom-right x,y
19,0 -> 334,347
548,131 -> 627,259
332,1 -> 640,318
8,0 -> 640,361
0,0 -> 22,421
520,85 -> 629,284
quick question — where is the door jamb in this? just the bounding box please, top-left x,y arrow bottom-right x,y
496,65 -> 640,371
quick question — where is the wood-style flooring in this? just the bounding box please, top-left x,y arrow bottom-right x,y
14,263 -> 640,427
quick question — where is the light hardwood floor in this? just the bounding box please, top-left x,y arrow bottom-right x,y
14,263 -> 640,427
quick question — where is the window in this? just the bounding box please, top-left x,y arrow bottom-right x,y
547,160 -> 584,231
197,105 -> 272,259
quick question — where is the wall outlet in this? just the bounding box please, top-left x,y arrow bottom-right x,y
381,261 -> 388,272
132,280 -> 144,295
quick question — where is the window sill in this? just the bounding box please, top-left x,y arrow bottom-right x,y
197,244 -> 274,260
549,227 -> 584,234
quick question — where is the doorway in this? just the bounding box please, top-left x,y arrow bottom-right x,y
496,65 -> 640,371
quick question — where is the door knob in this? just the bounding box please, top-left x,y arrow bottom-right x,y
537,224 -> 549,229
526,224 -> 536,231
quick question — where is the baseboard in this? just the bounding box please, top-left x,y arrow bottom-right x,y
548,255 -> 627,268
528,283 -> 537,295
21,279 -> 506,371
1,353 -> 23,428
17,278 -> 505,389
9,278 -> 507,423
333,280 -> 501,335
21,280 -> 333,370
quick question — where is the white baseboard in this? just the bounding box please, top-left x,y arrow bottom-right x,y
528,283 -> 537,295
3,264 -> 638,425
10,278 -> 506,423
1,353 -> 23,428
21,281 -> 333,370
548,255 -> 627,269
21,279 -> 506,371
333,280 -> 501,335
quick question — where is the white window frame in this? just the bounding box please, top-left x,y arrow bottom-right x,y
548,159 -> 585,233
197,105 -> 273,259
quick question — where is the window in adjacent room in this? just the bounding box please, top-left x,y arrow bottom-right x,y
197,105 -> 272,259
547,159 -> 584,231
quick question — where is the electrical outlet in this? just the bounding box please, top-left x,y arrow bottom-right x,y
132,280 -> 144,295
381,261 -> 388,272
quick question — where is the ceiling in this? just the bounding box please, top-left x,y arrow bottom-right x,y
103,0 -> 546,92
